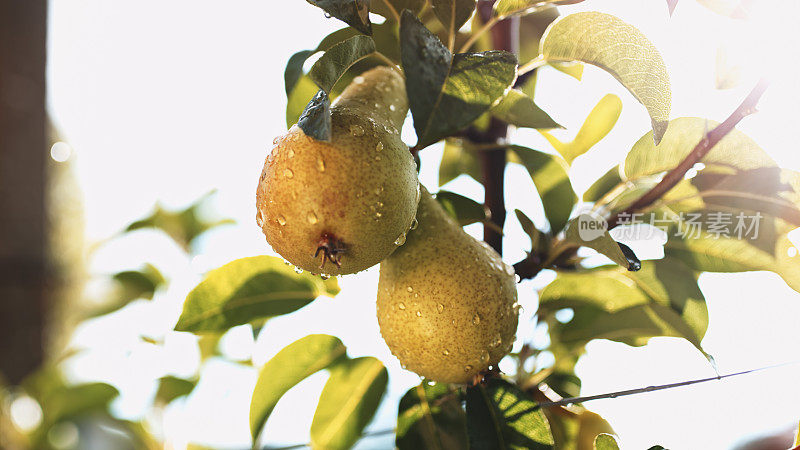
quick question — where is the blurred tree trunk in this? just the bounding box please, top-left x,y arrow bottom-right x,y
0,0 -> 49,384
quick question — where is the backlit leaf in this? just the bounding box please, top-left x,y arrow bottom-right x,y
125,192 -> 234,252
540,94 -> 622,164
401,11 -> 517,149
285,50 -> 316,95
308,35 -> 376,93
594,433 -> 620,450
465,378 -> 553,449
397,383 -> 467,450
156,376 -> 197,405
439,139 -> 482,186
509,145 -> 576,233
250,335 -> 347,443
431,0 -> 477,38
564,214 -> 638,270
175,256 -> 339,333
372,0 -> 426,20
306,0 -> 372,35
540,12 -> 671,143
310,357 -> 388,450
492,89 -> 562,130
583,166 -> 623,203
436,190 -> 490,226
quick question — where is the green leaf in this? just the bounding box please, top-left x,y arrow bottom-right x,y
310,357 -> 388,450
41,383 -> 119,426
309,35 -> 376,93
493,0 -> 566,18
583,165 -> 623,203
250,335 -> 347,443
431,0 -> 477,37
623,117 -> 774,180
401,11 -> 517,149
125,192 -> 234,252
436,190 -> 489,226
492,89 -> 562,130
306,0 -> 372,35
465,378 -> 553,449
286,75 -> 321,128
540,94 -> 622,164
540,12 -> 671,143
91,263 -> 167,317
156,376 -> 197,404
515,209 -> 546,253
285,50 -> 315,95
549,61 -> 583,80
594,433 -> 620,450
297,89 -> 332,142
397,383 -> 468,450
372,0 -> 426,20
509,145 -> 576,233
541,259 -> 709,352
564,214 -> 635,270
438,139 -> 482,186
175,256 -> 339,333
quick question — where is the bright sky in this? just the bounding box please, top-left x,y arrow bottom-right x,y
47,0 -> 800,449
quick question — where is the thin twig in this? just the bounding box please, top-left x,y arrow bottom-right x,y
536,359 -> 799,409
372,51 -> 405,79
517,55 -> 547,76
514,78 -> 770,280
606,78 -> 769,229
459,16 -> 499,53
379,0 -> 401,23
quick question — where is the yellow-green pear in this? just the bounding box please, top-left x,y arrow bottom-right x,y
256,66 -> 419,275
377,186 -> 519,384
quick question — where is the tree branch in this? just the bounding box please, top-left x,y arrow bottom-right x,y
514,78 -> 769,280
606,78 -> 769,228
476,0 -> 515,255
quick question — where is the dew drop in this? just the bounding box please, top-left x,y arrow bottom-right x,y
480,350 -> 490,364
490,333 -> 502,348
415,311 -> 422,317
283,168 -> 294,178
293,266 -> 303,274
350,124 -> 365,136
316,158 -> 325,172
353,76 -> 365,84
398,302 -> 406,310
375,212 -> 383,219
277,215 -> 287,226
272,136 -> 280,145
256,210 -> 265,227
320,273 -> 330,280
395,233 -> 407,246
406,286 -> 413,293
375,142 -> 384,152
472,313 -> 481,325
287,149 -> 295,158
389,104 -> 396,112
376,201 -> 384,207
306,211 -> 318,224
323,12 -> 332,18
464,365 -> 473,372
436,303 -> 444,313
375,155 -> 381,161
375,185 -> 384,195
410,217 -> 419,230
442,349 -> 450,356
504,263 -> 515,276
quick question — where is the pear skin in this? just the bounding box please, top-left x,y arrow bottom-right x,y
256,66 -> 419,275
377,186 -> 519,384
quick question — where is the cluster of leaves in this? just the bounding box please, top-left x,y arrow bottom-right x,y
165,0 -> 800,449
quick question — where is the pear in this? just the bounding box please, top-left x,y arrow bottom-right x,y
377,186 -> 519,384
256,66 -> 419,275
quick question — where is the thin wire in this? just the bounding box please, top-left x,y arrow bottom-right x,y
262,360 -> 800,449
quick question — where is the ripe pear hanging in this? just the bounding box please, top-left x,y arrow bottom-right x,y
377,187 -> 519,384
256,66 -> 419,275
